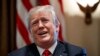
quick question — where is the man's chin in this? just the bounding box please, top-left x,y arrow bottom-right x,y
39,37 -> 51,42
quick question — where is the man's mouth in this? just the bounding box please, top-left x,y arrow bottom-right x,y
38,31 -> 48,36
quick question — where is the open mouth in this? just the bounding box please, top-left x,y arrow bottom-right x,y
38,31 -> 48,36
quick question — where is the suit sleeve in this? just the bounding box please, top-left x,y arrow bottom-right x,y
76,48 -> 87,56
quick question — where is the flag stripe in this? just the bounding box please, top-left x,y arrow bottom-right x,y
58,25 -> 63,41
17,0 -> 28,28
22,0 -> 33,11
57,0 -> 64,41
16,13 -> 31,45
58,0 -> 64,14
16,29 -> 26,48
37,0 -> 50,5
16,0 -> 33,46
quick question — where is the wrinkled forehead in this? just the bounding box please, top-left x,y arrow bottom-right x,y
32,10 -> 52,16
28,9 -> 55,23
34,11 -> 52,17
29,12 -> 53,25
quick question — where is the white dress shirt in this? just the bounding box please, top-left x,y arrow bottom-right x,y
36,41 -> 57,56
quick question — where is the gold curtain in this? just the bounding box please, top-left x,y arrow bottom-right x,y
0,0 -> 16,56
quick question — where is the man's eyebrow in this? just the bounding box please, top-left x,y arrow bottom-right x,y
30,18 -> 35,23
40,17 -> 47,19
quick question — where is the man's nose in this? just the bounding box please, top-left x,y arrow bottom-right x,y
38,21 -> 44,27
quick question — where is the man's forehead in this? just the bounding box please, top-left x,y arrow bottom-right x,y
30,11 -> 52,18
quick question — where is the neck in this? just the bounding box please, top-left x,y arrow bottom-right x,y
37,40 -> 56,49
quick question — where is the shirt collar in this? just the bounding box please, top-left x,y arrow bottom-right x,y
36,41 -> 57,56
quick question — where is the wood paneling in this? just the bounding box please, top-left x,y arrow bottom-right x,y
0,0 -> 16,56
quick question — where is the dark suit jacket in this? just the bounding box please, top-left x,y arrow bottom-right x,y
8,41 -> 86,56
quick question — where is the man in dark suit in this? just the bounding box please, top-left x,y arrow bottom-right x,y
8,5 -> 86,56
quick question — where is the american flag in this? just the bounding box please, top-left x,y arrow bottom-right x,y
16,0 -> 66,48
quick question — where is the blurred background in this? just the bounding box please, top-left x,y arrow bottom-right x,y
0,0 -> 100,56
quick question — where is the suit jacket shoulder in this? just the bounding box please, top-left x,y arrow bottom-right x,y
8,43 -> 40,56
57,41 -> 87,56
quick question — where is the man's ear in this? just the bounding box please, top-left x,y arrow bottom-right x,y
56,20 -> 60,32
56,25 -> 60,33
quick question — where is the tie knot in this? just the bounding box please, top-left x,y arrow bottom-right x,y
43,49 -> 51,56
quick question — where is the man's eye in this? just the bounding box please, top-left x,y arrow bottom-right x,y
32,21 -> 38,25
42,19 -> 49,23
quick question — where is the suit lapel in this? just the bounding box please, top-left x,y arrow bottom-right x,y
26,41 -> 69,56
27,43 -> 40,56
53,41 -> 68,56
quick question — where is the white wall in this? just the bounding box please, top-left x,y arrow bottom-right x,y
63,0 -> 100,56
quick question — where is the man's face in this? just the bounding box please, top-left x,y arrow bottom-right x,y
30,11 -> 59,47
